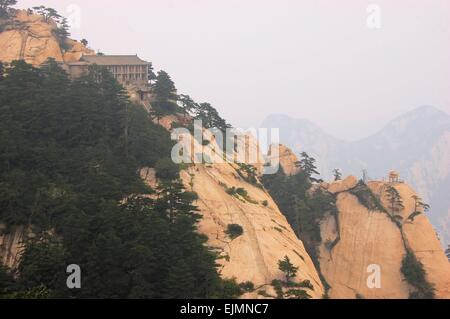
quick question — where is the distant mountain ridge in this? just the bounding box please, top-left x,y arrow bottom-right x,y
261,106 -> 450,246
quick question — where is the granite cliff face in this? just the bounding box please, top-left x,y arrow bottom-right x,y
0,10 -> 93,66
172,129 -> 325,298
318,177 -> 450,299
180,163 -> 324,298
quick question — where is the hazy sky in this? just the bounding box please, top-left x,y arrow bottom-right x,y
19,0 -> 450,140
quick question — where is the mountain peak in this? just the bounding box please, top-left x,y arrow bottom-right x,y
378,105 -> 450,137
396,105 -> 449,121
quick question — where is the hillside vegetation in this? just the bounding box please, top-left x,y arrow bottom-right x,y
0,60 -> 239,298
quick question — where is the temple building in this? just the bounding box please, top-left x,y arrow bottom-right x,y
82,55 -> 150,86
65,54 -> 152,101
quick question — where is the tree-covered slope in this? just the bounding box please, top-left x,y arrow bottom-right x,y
0,60 -> 238,298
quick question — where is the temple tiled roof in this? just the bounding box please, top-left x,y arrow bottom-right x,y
80,55 -> 150,66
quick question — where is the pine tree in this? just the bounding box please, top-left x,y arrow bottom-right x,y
153,70 -> 177,103
179,94 -> 198,118
32,6 -> 61,23
333,168 -> 342,181
274,256 -> 312,299
149,105 -> 164,124
411,195 -> 430,213
147,63 -> 156,83
55,17 -> 70,50
278,256 -> 298,283
408,195 -> 430,222
296,152 -> 321,183
151,70 -> 179,115
155,181 -> 199,223
195,102 -> 230,131
385,186 -> 404,216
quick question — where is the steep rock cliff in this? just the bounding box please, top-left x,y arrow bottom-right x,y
180,162 -> 324,298
0,10 -> 93,66
167,129 -> 325,298
318,178 -> 450,299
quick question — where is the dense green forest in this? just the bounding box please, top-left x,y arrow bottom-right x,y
0,60 -> 240,298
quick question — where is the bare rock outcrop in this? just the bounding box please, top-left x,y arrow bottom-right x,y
318,179 -> 450,299
157,114 -> 192,131
62,38 -> 95,63
318,192 -> 410,298
181,163 -> 324,298
0,225 -> 27,270
324,175 -> 358,194
370,181 -> 450,298
0,10 -> 93,66
171,130 -> 325,298
139,167 -> 158,189
268,144 -> 299,176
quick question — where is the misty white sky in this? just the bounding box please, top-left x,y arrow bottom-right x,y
18,0 -> 450,140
